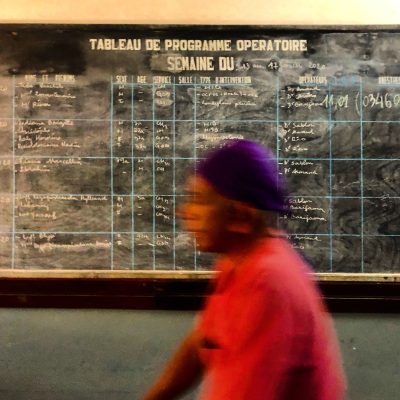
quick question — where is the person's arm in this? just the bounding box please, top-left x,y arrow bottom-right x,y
142,329 -> 204,400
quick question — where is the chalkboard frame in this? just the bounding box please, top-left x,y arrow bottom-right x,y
1,24 -> 400,310
0,271 -> 399,312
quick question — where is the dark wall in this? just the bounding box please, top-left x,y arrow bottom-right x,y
0,309 -> 398,400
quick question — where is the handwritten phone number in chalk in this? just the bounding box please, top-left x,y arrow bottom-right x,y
321,93 -> 400,112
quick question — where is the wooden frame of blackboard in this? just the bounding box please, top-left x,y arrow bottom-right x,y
0,24 -> 400,312
0,271 -> 399,313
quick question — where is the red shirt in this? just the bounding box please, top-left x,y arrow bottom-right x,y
197,237 -> 346,400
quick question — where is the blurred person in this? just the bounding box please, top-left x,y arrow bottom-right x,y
142,139 -> 346,400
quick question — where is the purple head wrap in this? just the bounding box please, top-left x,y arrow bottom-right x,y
196,140 -> 288,213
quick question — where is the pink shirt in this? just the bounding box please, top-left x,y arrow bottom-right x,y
197,238 -> 346,400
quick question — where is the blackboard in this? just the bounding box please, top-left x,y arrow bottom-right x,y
0,24 -> 399,277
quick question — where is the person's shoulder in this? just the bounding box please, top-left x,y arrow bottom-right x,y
253,237 -> 311,276
248,237 -> 320,298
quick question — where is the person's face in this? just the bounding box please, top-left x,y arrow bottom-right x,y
179,175 -> 231,253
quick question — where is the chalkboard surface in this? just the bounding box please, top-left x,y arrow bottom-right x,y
0,25 -> 399,274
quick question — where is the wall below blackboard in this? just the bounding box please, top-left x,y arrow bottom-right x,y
0,308 -> 398,400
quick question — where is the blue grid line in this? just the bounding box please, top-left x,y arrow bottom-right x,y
286,195 -> 400,199
12,231 -> 172,234
12,194 -> 111,198
12,76 -> 16,270
140,119 -> 400,123
152,82 -> 156,270
13,231 -> 125,235
173,77 -> 177,270
9,117 -> 400,124
280,157 -> 400,161
112,82 -> 252,87
328,83 -> 333,272
276,76 -> 280,161
8,193 -> 400,200
276,76 -> 281,230
12,267 -> 163,270
12,156 -> 111,159
11,193 -> 185,197
4,155 -> 400,162
131,75 -> 135,270
288,233 -> 400,237
360,78 -> 365,273
11,266 -> 135,270
102,79 -> 400,89
9,231 -> 400,238
329,120 -> 400,123
110,76 -> 114,269
6,156 -> 199,160
194,77 -> 198,271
